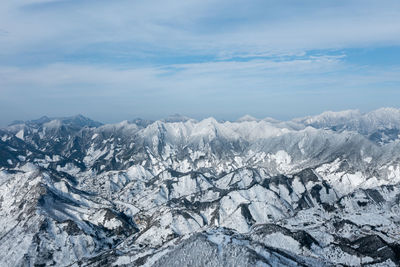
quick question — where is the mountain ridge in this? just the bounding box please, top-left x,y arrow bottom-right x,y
5,107 -> 400,128
1,108 -> 400,266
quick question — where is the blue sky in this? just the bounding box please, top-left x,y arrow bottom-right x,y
1,0 -> 400,125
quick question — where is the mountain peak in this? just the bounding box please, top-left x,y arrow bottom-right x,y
367,107 -> 400,118
162,114 -> 194,123
236,115 -> 258,122
2,107 -> 400,266
58,114 -> 103,128
298,109 -> 361,125
130,118 -> 154,127
7,114 -> 102,129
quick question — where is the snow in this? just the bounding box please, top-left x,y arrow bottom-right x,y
43,119 -> 62,129
364,157 -> 372,163
261,232 -> 301,254
83,144 -> 107,166
248,202 -> 285,223
321,246 -> 361,266
56,163 -> 81,176
292,176 -> 306,195
269,150 -> 292,173
297,108 -> 400,136
215,172 -> 234,189
236,114 -> 258,122
300,109 -> 361,125
54,180 -> 69,193
345,213 -> 391,226
15,129 -> 24,140
2,108 -> 400,266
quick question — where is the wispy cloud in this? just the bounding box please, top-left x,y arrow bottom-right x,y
0,55 -> 346,92
1,0 -> 400,60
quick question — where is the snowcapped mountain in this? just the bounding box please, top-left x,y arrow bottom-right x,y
296,108 -> 400,145
1,109 -> 400,266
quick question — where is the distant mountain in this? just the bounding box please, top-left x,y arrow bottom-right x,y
296,108 -> 400,144
8,114 -> 102,128
236,114 -> 259,122
130,118 -> 154,127
1,108 -> 400,266
161,113 -> 194,123
58,114 -> 103,128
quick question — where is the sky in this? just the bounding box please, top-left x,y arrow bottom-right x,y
1,0 -> 400,125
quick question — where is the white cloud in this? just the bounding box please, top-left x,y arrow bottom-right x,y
0,0 -> 400,58
1,55 -> 399,99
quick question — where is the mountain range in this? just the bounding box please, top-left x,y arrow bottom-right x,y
1,108 -> 400,266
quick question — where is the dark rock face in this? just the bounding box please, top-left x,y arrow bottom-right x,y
352,235 -> 400,263
1,111 -> 400,266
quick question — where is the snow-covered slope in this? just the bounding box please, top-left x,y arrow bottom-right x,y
296,108 -> 400,144
1,109 -> 400,266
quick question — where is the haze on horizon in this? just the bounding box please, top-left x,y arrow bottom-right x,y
1,0 -> 400,126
